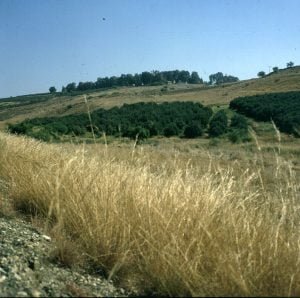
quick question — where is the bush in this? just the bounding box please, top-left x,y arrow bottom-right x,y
8,101 -> 213,140
49,123 -> 69,134
28,130 -> 52,142
183,123 -> 203,138
228,131 -> 241,143
230,91 -> 300,136
136,127 -> 150,140
208,110 -> 228,137
49,86 -> 56,93
71,125 -> 86,136
208,138 -> 220,147
125,126 -> 150,140
8,123 -> 29,134
230,114 -> 248,130
228,129 -> 251,144
145,122 -> 159,137
163,124 -> 179,137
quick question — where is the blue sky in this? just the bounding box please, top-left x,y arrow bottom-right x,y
1,0 -> 299,98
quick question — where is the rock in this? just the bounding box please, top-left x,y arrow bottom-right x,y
14,273 -> 22,280
16,291 -> 28,297
0,215 -> 128,297
31,289 -> 41,297
27,258 -> 35,270
41,235 -> 51,242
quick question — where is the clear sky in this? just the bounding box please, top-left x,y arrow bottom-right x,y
1,0 -> 299,98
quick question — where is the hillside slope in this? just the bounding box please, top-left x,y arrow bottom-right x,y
1,66 -> 299,129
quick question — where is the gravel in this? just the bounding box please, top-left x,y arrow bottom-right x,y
0,214 -> 127,297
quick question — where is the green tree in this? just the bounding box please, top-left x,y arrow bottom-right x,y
287,61 -> 294,68
272,66 -> 279,73
178,70 -> 190,83
209,72 -> 224,85
77,81 -> 95,91
141,72 -> 153,85
188,71 -> 203,84
257,71 -> 266,78
209,72 -> 238,85
49,86 -> 56,93
66,82 -> 76,92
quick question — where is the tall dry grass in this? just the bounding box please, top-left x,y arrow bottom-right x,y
0,132 -> 299,296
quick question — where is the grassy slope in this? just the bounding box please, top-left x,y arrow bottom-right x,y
1,66 -> 300,129
0,132 -> 299,296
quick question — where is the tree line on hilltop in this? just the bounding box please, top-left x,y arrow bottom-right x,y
257,61 -> 295,78
49,70 -> 239,94
61,70 -> 203,93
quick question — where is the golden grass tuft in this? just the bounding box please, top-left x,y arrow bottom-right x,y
0,132 -> 299,296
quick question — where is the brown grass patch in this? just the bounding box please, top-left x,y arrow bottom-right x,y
0,132 -> 299,296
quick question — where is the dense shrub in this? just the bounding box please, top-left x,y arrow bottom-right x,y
163,123 -> 179,137
125,126 -> 150,139
228,131 -> 240,143
49,122 -> 68,134
228,114 -> 250,143
208,110 -> 228,137
230,91 -> 300,136
71,125 -> 87,136
28,129 -> 52,142
8,101 -> 213,141
228,130 -> 251,144
230,114 -> 248,130
145,122 -> 159,137
8,122 -> 29,134
183,122 -> 203,138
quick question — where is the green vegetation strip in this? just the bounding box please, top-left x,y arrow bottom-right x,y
8,102 -> 211,141
9,101 -> 251,143
230,91 -> 300,136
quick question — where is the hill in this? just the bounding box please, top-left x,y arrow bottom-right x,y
0,66 -> 300,129
1,67 -> 300,296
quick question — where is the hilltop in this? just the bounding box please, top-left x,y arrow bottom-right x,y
0,66 -> 300,130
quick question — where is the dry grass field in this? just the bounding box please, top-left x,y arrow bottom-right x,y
0,131 -> 299,296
